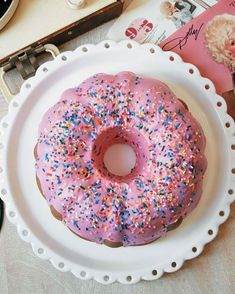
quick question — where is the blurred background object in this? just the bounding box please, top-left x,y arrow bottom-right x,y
0,199 -> 3,232
0,0 -> 19,31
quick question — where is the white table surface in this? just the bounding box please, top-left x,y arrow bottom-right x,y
0,20 -> 235,294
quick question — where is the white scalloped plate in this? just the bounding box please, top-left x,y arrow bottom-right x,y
0,40 -> 235,284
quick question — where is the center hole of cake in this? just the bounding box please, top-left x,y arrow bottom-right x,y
103,144 -> 136,177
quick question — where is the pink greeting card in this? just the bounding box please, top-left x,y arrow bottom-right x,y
160,0 -> 235,117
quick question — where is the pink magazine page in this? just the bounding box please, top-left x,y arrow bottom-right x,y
160,0 -> 235,119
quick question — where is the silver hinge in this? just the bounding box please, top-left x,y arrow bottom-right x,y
2,45 -> 45,79
0,44 -> 60,102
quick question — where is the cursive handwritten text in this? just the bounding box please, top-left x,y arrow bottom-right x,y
162,23 -> 204,51
229,0 -> 235,7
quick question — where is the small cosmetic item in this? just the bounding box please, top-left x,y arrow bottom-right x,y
67,0 -> 86,9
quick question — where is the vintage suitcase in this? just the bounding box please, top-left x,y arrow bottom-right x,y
0,0 -> 125,101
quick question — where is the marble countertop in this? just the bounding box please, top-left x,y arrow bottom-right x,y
0,20 -> 234,294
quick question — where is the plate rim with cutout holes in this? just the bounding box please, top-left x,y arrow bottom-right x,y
0,40 -> 234,284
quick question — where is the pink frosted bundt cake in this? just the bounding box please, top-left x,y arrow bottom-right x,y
35,72 -> 207,247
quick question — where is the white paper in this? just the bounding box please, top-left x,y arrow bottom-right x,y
107,0 -> 218,44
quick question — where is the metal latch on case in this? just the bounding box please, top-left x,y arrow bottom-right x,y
0,44 -> 60,102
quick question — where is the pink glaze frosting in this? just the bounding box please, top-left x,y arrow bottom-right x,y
36,72 -> 207,246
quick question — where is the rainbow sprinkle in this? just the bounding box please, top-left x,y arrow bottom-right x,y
36,72 -> 207,246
